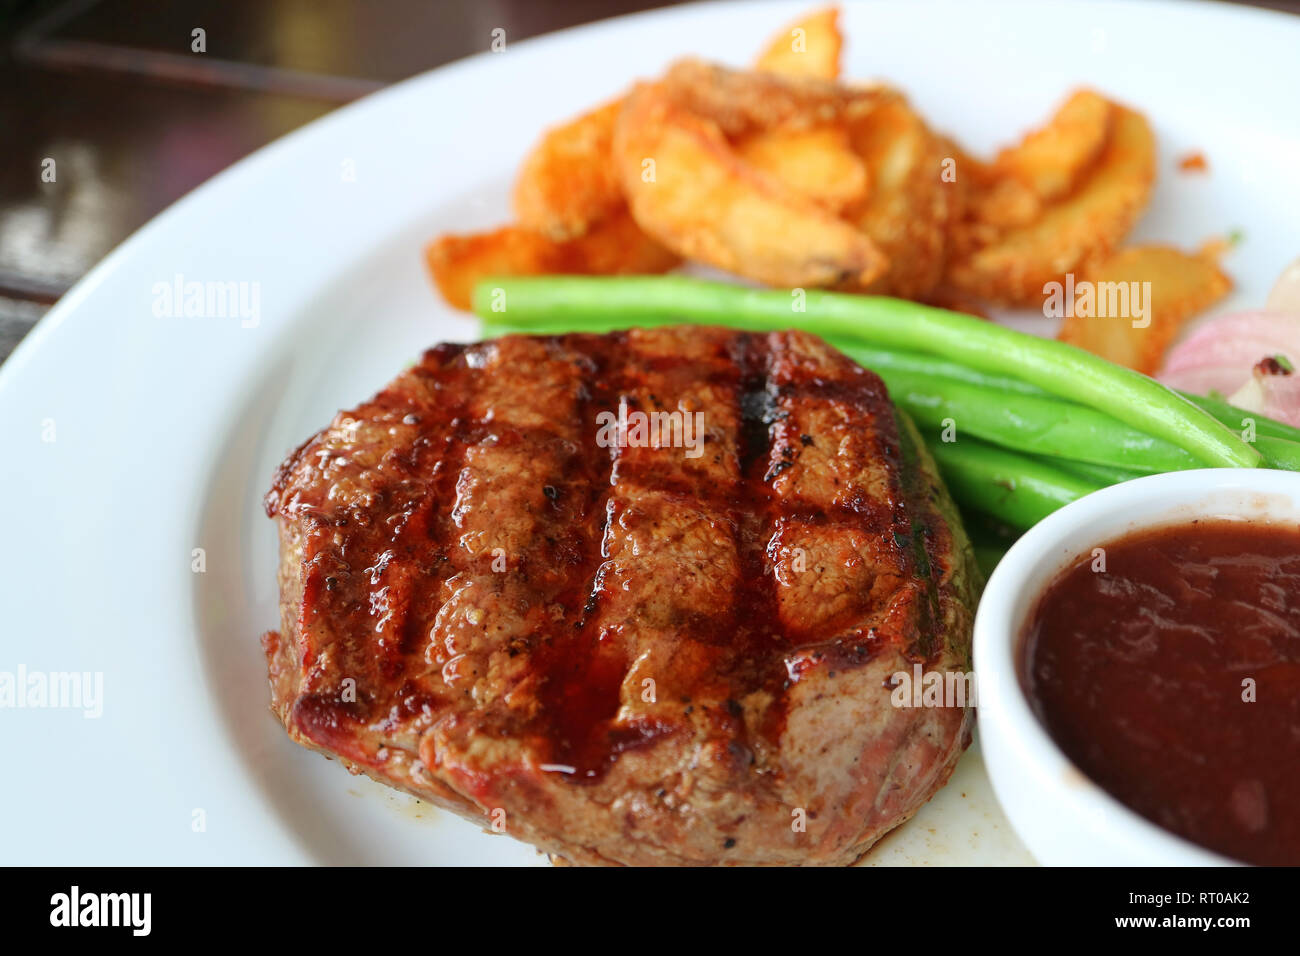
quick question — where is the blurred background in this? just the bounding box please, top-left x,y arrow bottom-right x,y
1,0 -> 1296,363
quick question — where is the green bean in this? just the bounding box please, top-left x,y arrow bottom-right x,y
837,346 -> 1300,472
1257,437 -> 1300,471
472,276 -> 1259,468
881,368 -> 1200,474
834,344 -> 1045,395
840,343 -> 1300,447
1051,459 -> 1148,486
855,350 -> 1300,471
846,355 -> 1300,449
891,370 -> 1300,473
922,434 -> 1102,530
1178,392 -> 1300,444
1052,440 -> 1299,474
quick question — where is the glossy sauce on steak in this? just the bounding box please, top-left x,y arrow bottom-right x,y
263,326 -> 978,865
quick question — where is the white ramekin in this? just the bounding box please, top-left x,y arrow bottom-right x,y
974,467 -> 1300,866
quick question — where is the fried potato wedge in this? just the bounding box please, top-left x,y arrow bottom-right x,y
939,140 -> 1039,261
734,125 -> 868,213
964,173 -> 1042,231
511,10 -> 850,238
1057,244 -> 1232,374
843,94 -> 956,298
426,211 -> 680,311
512,99 -> 624,240
994,89 -> 1114,202
754,6 -> 842,80
936,141 -> 996,261
660,58 -> 885,138
944,104 -> 1156,306
613,83 -> 887,288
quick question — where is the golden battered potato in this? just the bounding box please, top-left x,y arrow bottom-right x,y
944,105 -> 1156,306
843,93 -> 956,298
1057,244 -> 1232,374
427,7 -> 1211,326
426,211 -> 680,311
512,99 -> 625,240
734,125 -> 869,213
754,6 -> 843,80
659,58 -> 885,138
612,82 -> 887,288
993,89 -> 1114,202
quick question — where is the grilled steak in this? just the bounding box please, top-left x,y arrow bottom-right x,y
263,326 -> 978,866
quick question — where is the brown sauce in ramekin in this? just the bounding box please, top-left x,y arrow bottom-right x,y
1023,520 -> 1300,865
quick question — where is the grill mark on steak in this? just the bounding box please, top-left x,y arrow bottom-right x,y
737,369 -> 781,476
525,331 -> 663,780
287,342 -> 482,747
729,335 -> 791,744
264,326 -> 979,865
439,339 -> 603,728
394,344 -> 478,670
546,328 -> 755,777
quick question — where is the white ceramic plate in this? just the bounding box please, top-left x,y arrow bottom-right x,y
2,0 -> 1297,865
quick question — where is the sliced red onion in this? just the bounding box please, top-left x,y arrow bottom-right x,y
1158,309 -> 1300,426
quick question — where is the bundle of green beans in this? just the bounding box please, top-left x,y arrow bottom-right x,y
470,276 -> 1300,571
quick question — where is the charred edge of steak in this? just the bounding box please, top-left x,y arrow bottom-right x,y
893,405 -> 980,670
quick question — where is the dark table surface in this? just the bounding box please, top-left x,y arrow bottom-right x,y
2,0 -> 1296,366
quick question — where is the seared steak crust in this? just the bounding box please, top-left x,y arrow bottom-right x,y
263,326 -> 977,866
